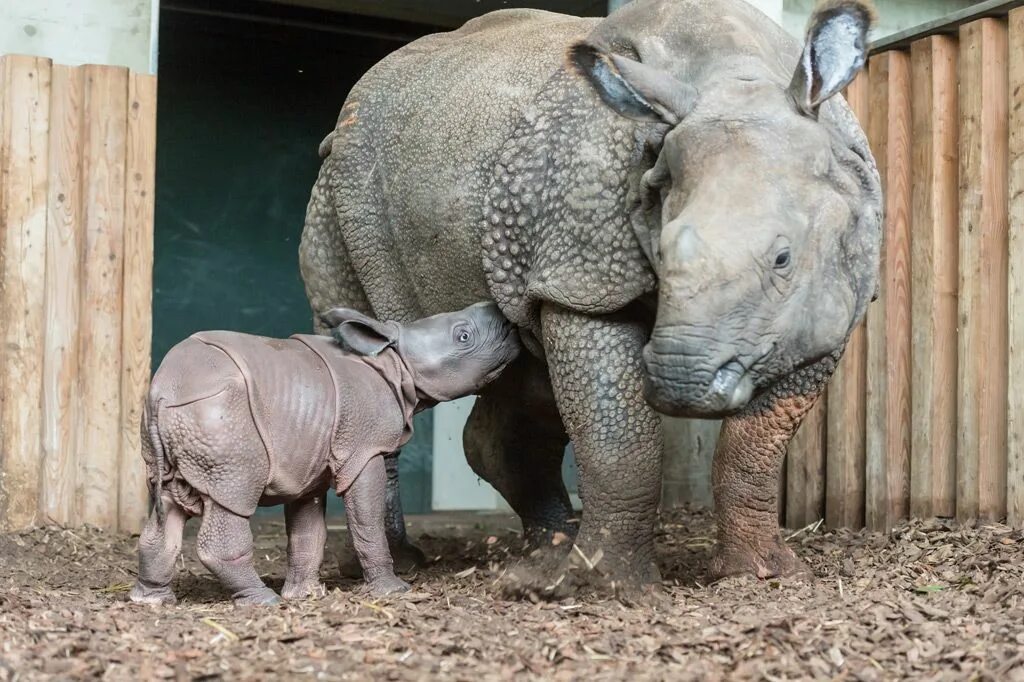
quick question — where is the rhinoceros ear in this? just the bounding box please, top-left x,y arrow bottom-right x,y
569,42 -> 698,126
789,0 -> 876,116
321,307 -> 399,357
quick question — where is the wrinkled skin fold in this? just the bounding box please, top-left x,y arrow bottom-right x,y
299,0 -> 882,590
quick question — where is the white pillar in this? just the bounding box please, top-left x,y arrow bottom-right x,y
0,0 -> 159,74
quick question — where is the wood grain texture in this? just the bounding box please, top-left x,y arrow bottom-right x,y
787,395 -> 826,528
661,417 -> 718,510
910,36 -> 960,520
957,19 -> 1010,521
1009,8 -> 1024,528
40,65 -> 85,526
865,52 -> 913,532
827,72 -> 870,530
75,65 -> 129,529
884,50 -> 914,529
0,55 -> 52,531
118,73 -> 157,533
864,55 -> 891,532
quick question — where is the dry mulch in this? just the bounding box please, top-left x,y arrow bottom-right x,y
1,508 -> 1023,681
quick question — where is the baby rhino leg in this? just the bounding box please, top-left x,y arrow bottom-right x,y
130,494 -> 188,606
344,456 -> 409,595
196,499 -> 280,606
282,493 -> 327,599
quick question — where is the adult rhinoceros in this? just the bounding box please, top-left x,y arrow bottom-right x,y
299,0 -> 882,589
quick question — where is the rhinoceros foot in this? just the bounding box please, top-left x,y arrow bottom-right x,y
232,586 -> 282,607
339,540 -> 426,579
281,579 -> 326,600
129,580 -> 177,606
497,541 -> 664,604
364,574 -> 411,596
707,537 -> 812,582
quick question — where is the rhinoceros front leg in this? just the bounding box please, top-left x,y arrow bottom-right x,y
708,353 -> 839,580
338,453 -> 425,578
539,304 -> 663,588
343,455 -> 410,596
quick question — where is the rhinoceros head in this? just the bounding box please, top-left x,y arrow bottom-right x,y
571,0 -> 882,418
323,302 -> 521,403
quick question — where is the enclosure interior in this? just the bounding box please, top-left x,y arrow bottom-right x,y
153,0 -> 589,516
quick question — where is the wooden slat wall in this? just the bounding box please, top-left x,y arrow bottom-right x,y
0,55 -> 156,533
786,12 -> 1024,530
826,72 -> 870,531
957,19 -> 1009,522
909,36 -> 959,520
1008,7 -> 1024,528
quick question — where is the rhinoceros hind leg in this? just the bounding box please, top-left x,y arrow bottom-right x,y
130,493 -> 188,606
281,493 -> 327,600
463,354 -> 576,549
196,498 -> 280,606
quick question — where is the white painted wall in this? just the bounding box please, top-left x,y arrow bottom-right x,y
431,397 -> 511,511
0,0 -> 159,73
783,0 -> 979,39
745,0 -> 784,25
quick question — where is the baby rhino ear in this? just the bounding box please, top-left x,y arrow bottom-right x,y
320,307 -> 399,357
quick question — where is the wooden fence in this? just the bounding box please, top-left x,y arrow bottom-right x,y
0,55 -> 156,533
664,0 -> 1024,531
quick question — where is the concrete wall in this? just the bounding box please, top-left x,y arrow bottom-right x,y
0,0 -> 158,73
783,0 -> 979,39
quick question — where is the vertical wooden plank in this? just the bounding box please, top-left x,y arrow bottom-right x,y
119,73 -> 157,533
661,417 -> 717,510
910,36 -> 960,520
827,71 -> 870,530
0,56 -> 52,531
785,428 -> 807,528
1009,8 -> 1024,528
958,19 -> 1009,522
75,65 -> 129,529
865,55 -> 892,532
865,51 -> 913,531
787,396 -> 826,528
41,65 -> 85,526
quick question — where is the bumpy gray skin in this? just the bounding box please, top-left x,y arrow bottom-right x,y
300,0 -> 882,590
129,303 -> 520,606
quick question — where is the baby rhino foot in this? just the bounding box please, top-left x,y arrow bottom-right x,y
129,580 -> 177,606
340,540 -> 426,578
232,586 -> 282,607
364,573 -> 410,597
281,579 -> 326,600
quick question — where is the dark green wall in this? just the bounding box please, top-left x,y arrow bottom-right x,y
153,6 -> 436,514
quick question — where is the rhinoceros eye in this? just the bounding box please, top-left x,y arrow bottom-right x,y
774,248 -> 792,270
455,327 -> 473,345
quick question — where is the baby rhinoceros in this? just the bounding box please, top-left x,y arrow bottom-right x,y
129,302 -> 520,606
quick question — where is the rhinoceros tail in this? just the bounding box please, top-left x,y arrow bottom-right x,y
146,399 -> 168,522
318,130 -> 336,159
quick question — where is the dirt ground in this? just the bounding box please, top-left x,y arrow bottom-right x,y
1,508 -> 1023,681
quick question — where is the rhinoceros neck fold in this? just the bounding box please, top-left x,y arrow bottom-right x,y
358,349 -> 418,450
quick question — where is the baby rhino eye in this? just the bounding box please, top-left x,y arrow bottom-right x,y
457,330 -> 471,343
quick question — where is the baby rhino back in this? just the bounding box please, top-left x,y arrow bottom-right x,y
150,333 -> 339,516
191,332 -> 339,505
